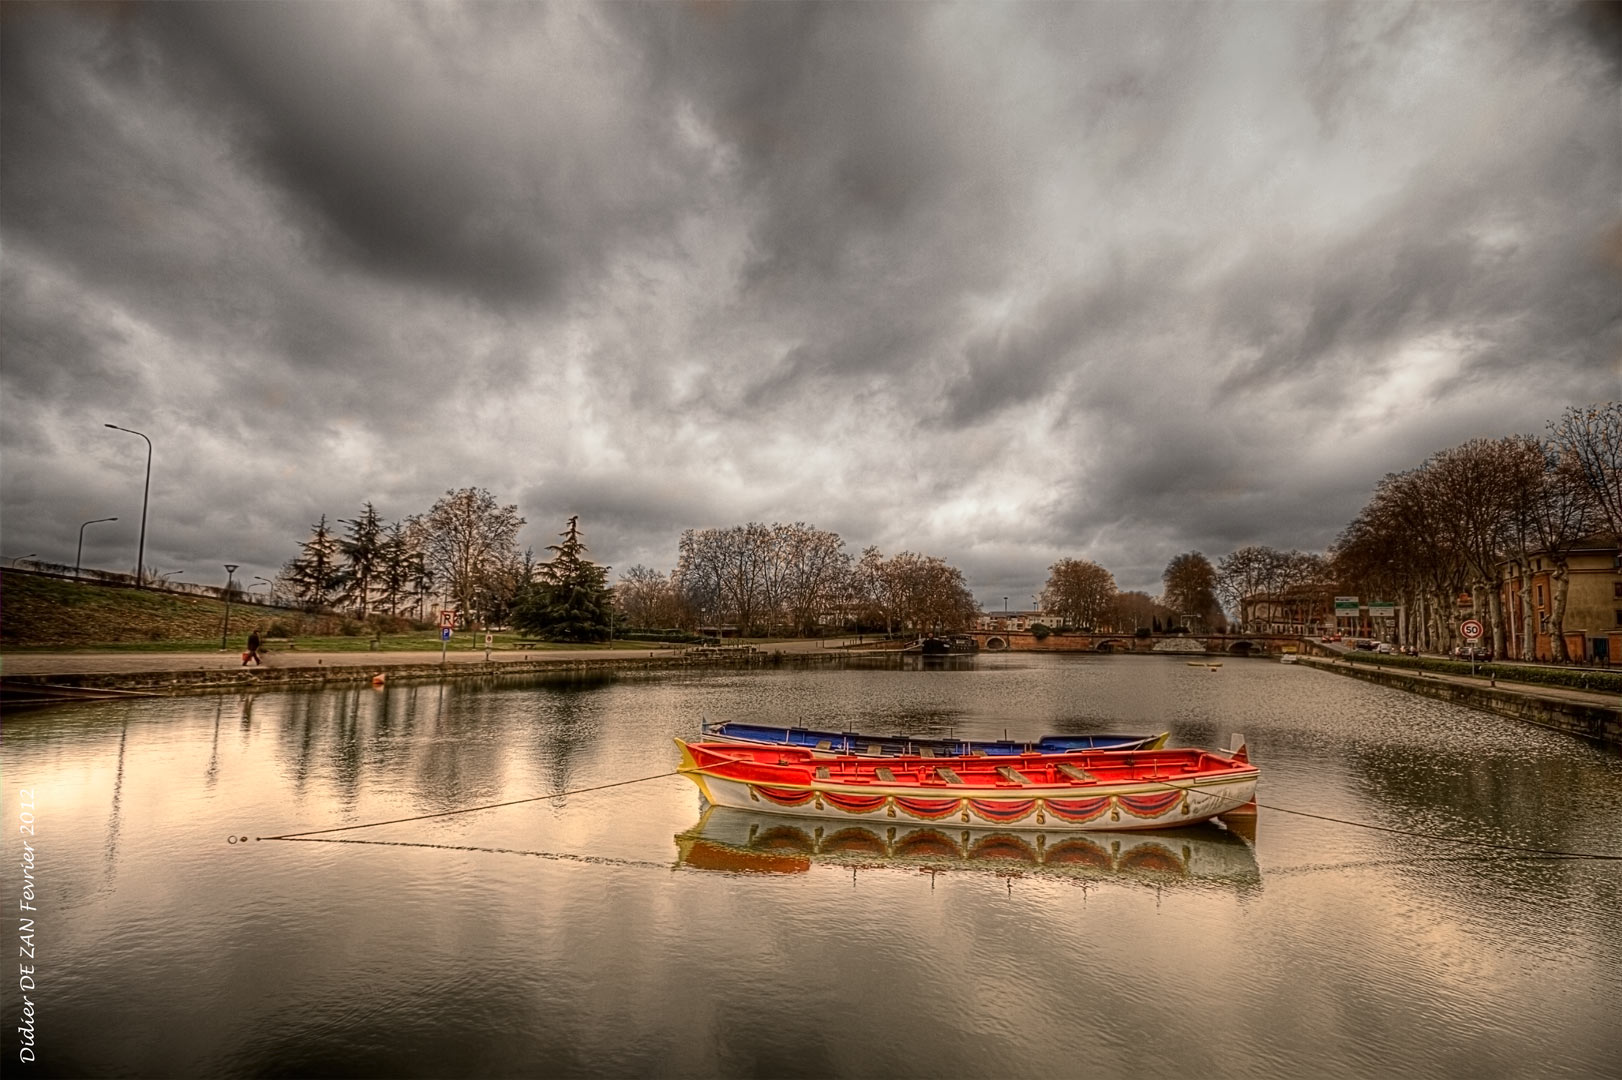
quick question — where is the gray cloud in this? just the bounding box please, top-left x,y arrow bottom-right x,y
2,1 -> 1617,604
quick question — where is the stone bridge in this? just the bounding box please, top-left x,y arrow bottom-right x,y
965,630 -> 1313,656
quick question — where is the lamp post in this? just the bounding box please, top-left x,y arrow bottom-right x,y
221,564 -> 238,649
103,424 -> 152,586
75,517 -> 118,579
6,553 -> 38,568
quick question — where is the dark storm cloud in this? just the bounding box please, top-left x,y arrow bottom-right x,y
126,3 -> 698,310
2,1 -> 1617,602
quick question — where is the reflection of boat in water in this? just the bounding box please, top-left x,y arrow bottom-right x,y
675,738 -> 1259,831
674,806 -> 1261,890
701,720 -> 1169,758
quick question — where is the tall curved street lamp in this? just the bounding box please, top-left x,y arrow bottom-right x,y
104,424 -> 152,586
76,517 -> 118,580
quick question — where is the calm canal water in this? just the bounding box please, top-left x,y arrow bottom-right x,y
2,654 -> 1619,1078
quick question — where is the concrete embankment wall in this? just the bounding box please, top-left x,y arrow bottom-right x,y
1303,658 -> 1620,747
0,649 -> 885,698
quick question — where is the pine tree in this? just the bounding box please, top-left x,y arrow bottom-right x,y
513,516 -> 613,642
375,519 -> 422,616
338,502 -> 384,616
283,515 -> 344,611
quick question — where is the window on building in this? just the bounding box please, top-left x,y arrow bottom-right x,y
1614,582 -> 1622,599
1616,610 -> 1622,627
1536,584 -> 1545,605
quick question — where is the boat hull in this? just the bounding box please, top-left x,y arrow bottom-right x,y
676,740 -> 1258,833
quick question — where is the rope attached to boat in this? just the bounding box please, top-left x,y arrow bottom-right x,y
258,770 -> 679,841
1255,801 -> 1622,861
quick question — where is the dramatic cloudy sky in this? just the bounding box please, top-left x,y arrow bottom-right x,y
2,1 -> 1618,605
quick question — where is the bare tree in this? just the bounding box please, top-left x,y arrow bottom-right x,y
1110,590 -> 1169,631
1160,552 -> 1221,630
418,488 -> 525,626
879,550 -> 978,633
1040,558 -> 1117,629
1547,402 -> 1622,545
615,565 -> 688,629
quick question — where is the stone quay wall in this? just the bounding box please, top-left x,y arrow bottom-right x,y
1302,657 -> 1621,747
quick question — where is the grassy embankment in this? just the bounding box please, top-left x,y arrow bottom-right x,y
0,571 -> 679,654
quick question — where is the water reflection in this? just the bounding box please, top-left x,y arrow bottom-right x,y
103,718 -> 127,884
6,656 -> 1618,1078
674,806 -> 1262,892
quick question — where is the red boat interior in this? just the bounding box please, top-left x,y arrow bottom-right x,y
684,742 -> 1255,790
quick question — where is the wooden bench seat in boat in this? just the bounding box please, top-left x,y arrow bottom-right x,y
1055,763 -> 1097,783
996,766 -> 1033,786
875,767 -> 897,783
935,766 -> 965,785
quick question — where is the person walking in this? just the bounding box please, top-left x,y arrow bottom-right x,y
244,629 -> 262,666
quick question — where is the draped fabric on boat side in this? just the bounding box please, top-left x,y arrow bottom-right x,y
1117,791 -> 1183,817
821,793 -> 888,814
967,799 -> 1038,823
894,797 -> 963,820
1042,797 -> 1112,823
755,786 -> 816,807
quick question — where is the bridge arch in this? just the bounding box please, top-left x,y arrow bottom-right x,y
1094,638 -> 1132,653
1227,639 -> 1257,655
984,636 -> 1008,651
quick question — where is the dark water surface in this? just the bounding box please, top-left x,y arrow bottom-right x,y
3,655 -> 1619,1078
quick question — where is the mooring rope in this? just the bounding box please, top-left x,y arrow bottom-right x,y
259,770 -> 679,840
1256,801 -> 1622,861
267,835 -> 671,868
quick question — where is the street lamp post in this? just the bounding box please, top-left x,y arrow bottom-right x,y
104,424 -> 152,586
75,517 -> 118,580
221,564 -> 239,649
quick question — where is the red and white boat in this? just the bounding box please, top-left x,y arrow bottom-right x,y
675,736 -> 1258,832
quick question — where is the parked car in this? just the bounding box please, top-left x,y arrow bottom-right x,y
1375,643 -> 1394,654
1452,645 -> 1488,660
1353,639 -> 1377,651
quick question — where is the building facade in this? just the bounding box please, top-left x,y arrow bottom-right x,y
1497,540 -> 1622,663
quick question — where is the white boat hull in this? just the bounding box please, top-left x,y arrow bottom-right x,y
682,769 -> 1258,832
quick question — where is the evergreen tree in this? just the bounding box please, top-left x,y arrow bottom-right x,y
375,519 -> 423,616
282,515 -> 343,611
513,516 -> 613,642
338,502 -> 384,616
